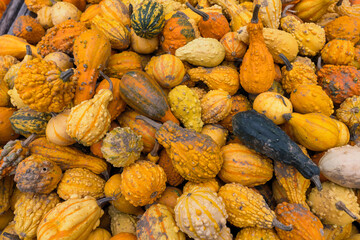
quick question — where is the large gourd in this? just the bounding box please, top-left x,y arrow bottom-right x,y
239,4 -> 275,94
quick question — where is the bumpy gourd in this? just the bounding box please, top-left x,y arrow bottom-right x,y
219,143 -> 273,187
201,90 -> 232,124
239,5 -> 275,94
15,59 -> 76,113
174,187 -> 227,240
323,223 -> 352,240
201,124 -> 228,147
13,16 -> 45,45
324,16 -> 360,44
321,39 -> 355,65
137,203 -> 186,240
336,95 -> 360,127
108,205 -> 138,235
168,85 -> 203,132
121,160 -> 167,207
218,183 -> 291,230
307,181 -> 360,225
335,0 -> 360,18
235,227 -> 280,240
187,66 -> 239,95
101,127 -> 143,167
57,168 -> 105,200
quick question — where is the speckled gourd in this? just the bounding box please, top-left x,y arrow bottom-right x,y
108,205 -> 137,235
174,187 -> 227,240
201,90 -> 232,124
321,39 -> 355,65
168,85 -> 203,132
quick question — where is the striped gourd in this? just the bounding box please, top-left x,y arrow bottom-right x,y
10,107 -> 51,137
253,0 -> 282,29
131,0 -> 165,39
335,0 -> 360,18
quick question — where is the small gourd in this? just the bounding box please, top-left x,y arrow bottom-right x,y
155,187 -> 182,209
37,6 -> 53,28
336,96 -> 360,127
104,51 -> 142,79
201,124 -> 228,147
45,109 -> 76,146
201,90 -> 232,124
158,149 -> 184,187
130,28 -> 159,54
220,32 -> 247,61
253,0 -> 282,29
324,16 -> 360,44
50,2 -> 82,25
321,39 -> 355,65
88,228 -> 112,240
43,52 -> 73,71
101,127 -> 143,167
108,205 -> 138,236
12,15 -> 45,45
294,0 -> 338,21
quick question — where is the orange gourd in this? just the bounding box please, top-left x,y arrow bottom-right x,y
0,107 -> 19,145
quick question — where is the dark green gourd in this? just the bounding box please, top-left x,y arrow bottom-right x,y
232,110 -> 322,190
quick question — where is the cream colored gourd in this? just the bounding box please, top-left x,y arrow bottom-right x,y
46,109 -> 76,146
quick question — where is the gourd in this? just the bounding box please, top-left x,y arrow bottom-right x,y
137,203 -> 186,240
57,168 -> 105,200
104,51 -> 142,79
45,109 -> 77,146
0,222 -> 18,240
24,0 -> 52,13
0,35 -> 40,59
208,0 -> 251,31
13,16 -> 45,45
29,137 -> 108,174
333,119 -> 350,147
218,183 -> 291,230
156,187 -> 182,209
104,174 -> 144,215
294,0 -> 338,21
220,32 -> 247,61
281,15 -> 326,56
336,95 -> 360,127
174,187 -> 227,240
232,110 -> 322,189
323,223 -> 352,240
119,70 -> 179,124
183,178 -> 220,193
201,90 -> 232,124
0,210 -> 14,231
335,0 -> 360,17
274,161 -> 310,208
158,149 -> 184,187
253,92 -> 292,125
307,181 -> 360,225
98,0 -> 130,27
130,28 -> 159,54
219,143 -> 273,187
101,127 -> 143,167
185,2 -> 230,40
0,107 -> 19,144
290,84 -> 334,116
111,233 -> 137,240
66,72 -> 113,146
50,2 -> 82,26
168,85 -> 203,132
131,0 -> 165,39
317,65 -> 360,105
237,27 -> 299,64
37,196 -> 108,240
175,38 -> 226,67
121,160 -> 167,207
235,227 -> 280,240
0,55 -> 18,83
187,66 -> 239,95
161,12 -> 196,55
36,19 -> 87,57
319,145 -> 360,188
239,5 -> 275,94
201,124 -> 228,147
0,176 -> 13,214
80,4 -> 100,27
14,155 -> 62,194
43,52 -> 73,71
63,0 -> 86,11
108,205 -> 138,235
72,29 -> 111,105
137,115 -> 223,183
253,0 -> 281,28
14,192 -> 60,239
145,54 -> 185,88
279,54 -> 317,94
316,12 -> 339,27
275,202 -> 325,240
88,228 -> 112,240
37,6 -> 53,29
324,16 -> 360,44
321,39 -> 355,65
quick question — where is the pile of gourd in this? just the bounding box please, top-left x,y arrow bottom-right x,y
0,0 -> 360,238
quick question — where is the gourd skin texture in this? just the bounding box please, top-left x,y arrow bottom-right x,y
156,121 -> 223,183
101,127 -> 143,167
290,84 -> 334,116
201,90 -> 232,124
158,149 -> 184,187
13,16 -> 45,45
336,96 -> 360,127
220,32 -> 247,61
235,227 -> 280,240
183,178 -> 220,193
335,0 -> 360,17
168,85 -> 204,132
175,38 -> 226,67
323,223 -> 352,240
137,203 -> 186,240
174,187 -> 227,240
294,0 -> 337,22
37,197 -> 104,240
275,202 -> 325,240
218,183 -> 275,228
105,51 -> 142,79
253,0 -> 282,29
321,39 -> 355,65
109,205 -> 138,235
307,181 -> 360,225
0,176 -> 13,215
88,228 -> 111,240
324,16 -> 360,44
219,143 -> 273,187
187,66 -> 240,95
201,124 -> 228,147
15,58 -> 76,113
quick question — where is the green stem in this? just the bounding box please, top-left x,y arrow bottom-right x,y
185,2 -> 209,21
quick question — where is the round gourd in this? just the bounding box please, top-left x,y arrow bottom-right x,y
12,15 -> 45,45
14,155 -> 62,194
121,160 -> 167,207
336,95 -> 360,127
155,187 -> 182,209
105,51 -> 142,80
46,109 -> 76,146
101,127 -> 143,167
130,28 -> 159,54
157,149 -> 184,187
43,52 -> 73,71
88,228 -> 112,240
0,107 -> 19,144
50,2 -> 82,25
183,178 -> 220,193
321,39 -> 355,65
220,32 -> 247,61
174,187 -> 227,240
36,6 -> 53,29
253,92 -> 293,125
108,205 -> 137,236
131,0 -> 165,39
324,16 -> 360,44
201,124 -> 228,147
201,90 -> 232,124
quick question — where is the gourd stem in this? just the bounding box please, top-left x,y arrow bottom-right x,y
129,3 -> 133,15
25,45 -> 32,56
281,4 -> 294,18
99,71 -> 113,92
149,141 -> 160,157
310,175 -> 322,191
60,68 -> 74,82
336,201 -> 358,219
185,2 -> 209,21
251,4 -> 261,24
181,73 -> 190,84
350,123 -> 360,142
317,56 -> 322,70
26,26 -> 33,32
336,0 -> 344,6
21,133 -> 37,147
272,218 -> 293,231
276,95 -> 287,106
279,54 -> 293,71
136,115 -> 162,130
2,232 -> 21,240
282,113 -> 292,121
97,196 -> 116,206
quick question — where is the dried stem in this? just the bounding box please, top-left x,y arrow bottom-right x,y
336,201 -> 358,219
